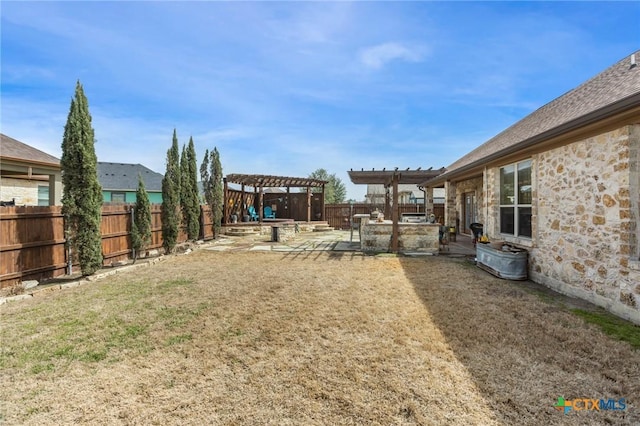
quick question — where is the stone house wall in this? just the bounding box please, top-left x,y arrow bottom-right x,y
454,177 -> 484,231
529,125 -> 640,323
471,125 -> 640,323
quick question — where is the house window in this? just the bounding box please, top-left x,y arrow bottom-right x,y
37,185 -> 49,206
111,192 -> 126,203
499,159 -> 532,238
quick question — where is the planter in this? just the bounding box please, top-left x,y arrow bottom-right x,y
476,242 -> 528,280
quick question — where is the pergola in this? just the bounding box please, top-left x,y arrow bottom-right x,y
348,167 -> 445,252
223,174 -> 327,223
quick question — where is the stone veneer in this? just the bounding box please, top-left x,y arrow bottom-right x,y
360,222 -> 440,253
0,177 -> 42,205
452,125 -> 639,324
529,125 -> 640,324
447,125 -> 640,323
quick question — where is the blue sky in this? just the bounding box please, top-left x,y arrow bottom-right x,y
2,1 -> 638,201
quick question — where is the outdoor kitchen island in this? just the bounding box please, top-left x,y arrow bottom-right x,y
360,220 -> 440,254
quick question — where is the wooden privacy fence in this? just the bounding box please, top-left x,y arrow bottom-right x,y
1,203 -> 442,287
324,203 -> 444,230
0,206 -> 67,288
0,204 -> 217,288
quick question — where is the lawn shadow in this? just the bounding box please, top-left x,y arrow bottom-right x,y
398,256 -> 640,426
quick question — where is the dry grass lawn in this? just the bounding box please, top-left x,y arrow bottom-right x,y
1,249 -> 639,425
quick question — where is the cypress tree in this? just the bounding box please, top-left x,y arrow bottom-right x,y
61,81 -> 103,276
180,143 -> 189,228
179,138 -> 200,240
186,137 -> 200,240
210,148 -> 223,238
131,173 -> 152,262
161,129 -> 181,253
200,149 -> 214,235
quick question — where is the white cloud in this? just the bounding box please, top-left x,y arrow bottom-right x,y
359,42 -> 425,70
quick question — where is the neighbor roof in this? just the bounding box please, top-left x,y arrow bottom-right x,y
0,133 -> 60,167
429,50 -> 640,185
225,174 -> 327,188
97,162 -> 163,192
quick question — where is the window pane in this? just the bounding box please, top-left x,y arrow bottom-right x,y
500,207 -> 514,235
500,165 -> 515,205
111,192 -> 126,203
37,185 -> 49,206
518,207 -> 532,237
518,160 -> 532,205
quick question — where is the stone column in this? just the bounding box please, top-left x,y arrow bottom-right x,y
424,186 -> 434,216
444,180 -> 456,229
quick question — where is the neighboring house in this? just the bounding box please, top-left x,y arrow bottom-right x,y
365,183 -> 445,205
423,51 -> 640,324
0,133 -> 62,206
97,162 -> 163,204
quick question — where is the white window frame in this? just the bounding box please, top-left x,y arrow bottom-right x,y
37,185 -> 50,206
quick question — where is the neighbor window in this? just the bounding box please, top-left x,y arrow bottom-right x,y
37,185 -> 49,206
499,159 -> 532,238
111,192 -> 126,203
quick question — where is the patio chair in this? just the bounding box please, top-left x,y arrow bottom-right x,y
264,206 -> 276,219
247,205 -> 259,221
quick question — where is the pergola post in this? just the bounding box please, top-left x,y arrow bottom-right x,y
240,183 -> 246,219
286,186 -> 291,219
384,185 -> 391,219
223,177 -> 229,224
306,186 -> 311,222
391,173 -> 400,253
259,186 -> 264,222
320,183 -> 325,221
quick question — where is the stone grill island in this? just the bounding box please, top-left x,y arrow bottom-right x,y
360,219 -> 440,254
348,167 -> 446,254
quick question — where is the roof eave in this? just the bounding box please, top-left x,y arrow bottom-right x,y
424,91 -> 640,187
0,155 -> 61,169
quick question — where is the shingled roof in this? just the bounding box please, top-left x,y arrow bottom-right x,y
431,50 -> 640,184
97,162 -> 163,192
0,133 -> 60,167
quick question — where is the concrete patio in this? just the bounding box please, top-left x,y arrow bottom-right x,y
204,228 -> 477,256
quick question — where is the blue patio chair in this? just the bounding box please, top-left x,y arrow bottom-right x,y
264,206 -> 276,219
247,205 -> 259,221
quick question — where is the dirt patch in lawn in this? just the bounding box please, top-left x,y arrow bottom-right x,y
0,251 -> 638,425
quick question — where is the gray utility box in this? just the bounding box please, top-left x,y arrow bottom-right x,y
476,243 -> 528,280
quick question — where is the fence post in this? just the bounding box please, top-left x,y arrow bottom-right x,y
65,225 -> 72,275
130,205 -> 135,260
